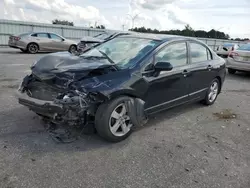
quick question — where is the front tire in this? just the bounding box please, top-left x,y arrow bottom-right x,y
95,96 -> 133,142
228,68 -> 236,74
203,78 -> 220,105
69,45 -> 77,54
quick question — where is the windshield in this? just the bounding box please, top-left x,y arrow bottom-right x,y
81,37 -> 160,69
238,43 -> 250,51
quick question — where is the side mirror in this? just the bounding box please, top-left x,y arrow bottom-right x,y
154,62 -> 173,71
62,38 -> 65,41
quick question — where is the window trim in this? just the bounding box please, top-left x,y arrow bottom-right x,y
187,41 -> 213,64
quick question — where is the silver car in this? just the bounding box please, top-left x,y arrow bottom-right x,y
227,43 -> 250,74
216,43 -> 240,58
8,32 -> 77,54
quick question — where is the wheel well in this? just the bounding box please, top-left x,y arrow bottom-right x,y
70,44 -> 77,48
27,42 -> 39,50
215,76 -> 222,93
109,92 -> 140,101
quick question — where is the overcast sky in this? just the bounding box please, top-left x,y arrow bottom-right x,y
1,0 -> 250,38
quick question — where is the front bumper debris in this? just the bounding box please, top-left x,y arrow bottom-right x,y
15,79 -> 103,143
16,91 -> 64,118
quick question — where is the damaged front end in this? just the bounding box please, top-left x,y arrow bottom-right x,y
17,74 -> 108,142
17,52 -> 148,142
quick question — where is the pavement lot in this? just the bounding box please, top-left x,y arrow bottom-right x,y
0,48 -> 250,188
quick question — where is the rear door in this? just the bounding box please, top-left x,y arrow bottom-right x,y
187,41 -> 217,99
31,33 -> 51,51
48,33 -> 68,51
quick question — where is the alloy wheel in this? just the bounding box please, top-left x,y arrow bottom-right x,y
29,44 -> 38,53
208,81 -> 219,103
69,45 -> 77,53
109,103 -> 132,137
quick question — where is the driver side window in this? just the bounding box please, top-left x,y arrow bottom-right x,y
155,42 -> 188,68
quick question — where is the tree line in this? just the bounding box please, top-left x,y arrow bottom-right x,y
51,19 -> 249,41
52,19 -> 105,29
129,25 -> 249,41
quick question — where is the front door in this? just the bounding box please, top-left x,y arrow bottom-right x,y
143,41 -> 191,114
48,33 -> 67,51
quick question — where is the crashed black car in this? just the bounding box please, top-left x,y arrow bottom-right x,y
17,34 -> 226,142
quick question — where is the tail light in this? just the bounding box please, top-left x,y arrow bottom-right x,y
228,51 -> 239,58
10,36 -> 21,41
14,37 -> 21,41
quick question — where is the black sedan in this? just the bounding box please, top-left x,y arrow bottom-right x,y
16,34 -> 226,142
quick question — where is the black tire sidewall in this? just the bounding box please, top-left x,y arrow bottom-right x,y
228,68 -> 236,74
28,43 -> 38,54
204,78 -> 220,105
69,45 -> 76,53
95,96 -> 133,142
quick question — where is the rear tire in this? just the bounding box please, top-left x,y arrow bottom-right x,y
203,78 -> 220,105
95,96 -> 133,142
27,43 -> 39,54
228,68 -> 236,74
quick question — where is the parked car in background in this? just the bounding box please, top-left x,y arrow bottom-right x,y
8,32 -> 77,54
227,43 -> 250,74
216,43 -> 239,58
76,31 -> 133,53
16,34 -> 226,142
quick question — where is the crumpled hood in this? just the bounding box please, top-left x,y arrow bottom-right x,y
31,51 -> 113,80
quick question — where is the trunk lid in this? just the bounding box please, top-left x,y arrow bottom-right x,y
233,50 -> 250,63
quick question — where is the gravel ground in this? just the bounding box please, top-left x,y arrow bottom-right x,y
0,48 -> 250,188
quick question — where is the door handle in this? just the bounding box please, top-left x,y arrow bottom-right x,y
182,69 -> 190,77
207,65 -> 212,71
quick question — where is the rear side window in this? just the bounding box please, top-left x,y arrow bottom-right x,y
155,42 -> 188,67
36,33 -> 49,38
190,42 -> 211,63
